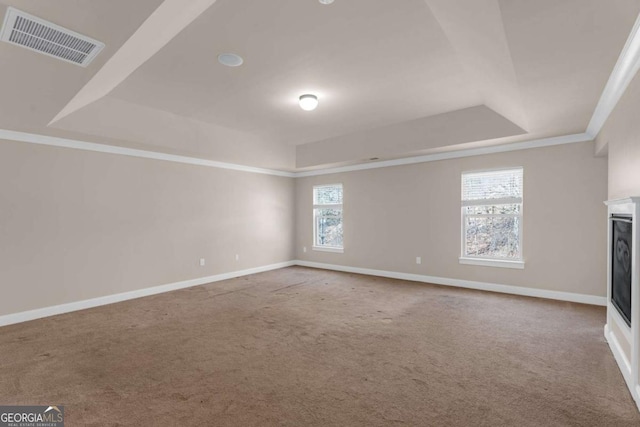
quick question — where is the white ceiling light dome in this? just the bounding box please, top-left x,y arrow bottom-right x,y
319,0 -> 335,4
299,94 -> 319,111
218,53 -> 243,67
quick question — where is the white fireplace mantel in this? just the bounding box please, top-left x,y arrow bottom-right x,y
604,197 -> 640,411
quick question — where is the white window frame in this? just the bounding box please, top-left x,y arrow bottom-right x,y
313,184 -> 344,253
460,167 -> 524,269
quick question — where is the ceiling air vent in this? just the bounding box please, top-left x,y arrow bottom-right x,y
0,7 -> 104,67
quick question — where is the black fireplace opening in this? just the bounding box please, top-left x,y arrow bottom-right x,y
611,214 -> 632,327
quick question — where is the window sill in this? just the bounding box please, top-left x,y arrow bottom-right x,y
459,257 -> 524,269
313,246 -> 344,254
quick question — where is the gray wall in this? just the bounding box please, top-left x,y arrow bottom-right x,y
296,141 -> 608,297
0,135 -> 610,319
597,71 -> 640,200
0,140 -> 295,317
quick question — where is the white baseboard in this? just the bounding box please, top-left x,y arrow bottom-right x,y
0,259 -> 607,328
295,260 -> 607,306
0,261 -> 295,327
605,324 -> 639,408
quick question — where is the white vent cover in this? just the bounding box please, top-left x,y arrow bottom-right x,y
0,7 -> 104,67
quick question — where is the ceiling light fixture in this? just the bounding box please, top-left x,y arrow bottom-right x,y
319,0 -> 335,4
299,94 -> 319,111
218,53 -> 243,67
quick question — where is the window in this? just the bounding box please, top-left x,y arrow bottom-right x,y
461,168 -> 523,268
313,184 -> 343,252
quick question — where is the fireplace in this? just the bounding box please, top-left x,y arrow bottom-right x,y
612,215 -> 632,326
605,198 -> 640,412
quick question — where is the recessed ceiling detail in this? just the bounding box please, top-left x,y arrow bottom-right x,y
0,7 -> 104,67
0,0 -> 638,172
47,0 -> 219,125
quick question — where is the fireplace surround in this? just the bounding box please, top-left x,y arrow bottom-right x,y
605,198 -> 640,411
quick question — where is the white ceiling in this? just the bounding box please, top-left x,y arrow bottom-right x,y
109,0 -> 483,146
0,0 -> 163,131
0,0 -> 639,170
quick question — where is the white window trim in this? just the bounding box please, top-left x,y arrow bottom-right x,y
460,167 -> 524,268
313,184 -> 344,252
459,257 -> 524,269
312,246 -> 344,253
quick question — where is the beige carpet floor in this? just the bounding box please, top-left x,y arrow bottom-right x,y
0,266 -> 638,426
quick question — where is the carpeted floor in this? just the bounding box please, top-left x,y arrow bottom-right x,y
0,266 -> 638,426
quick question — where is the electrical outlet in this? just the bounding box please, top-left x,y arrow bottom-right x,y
199,258 -> 205,266
235,254 -> 239,261
416,257 -> 422,265
303,246 -> 307,253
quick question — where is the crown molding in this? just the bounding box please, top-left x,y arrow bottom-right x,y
587,13 -> 640,138
0,128 -> 295,178
0,128 -> 593,178
2,13 -> 640,177
294,133 -> 592,177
